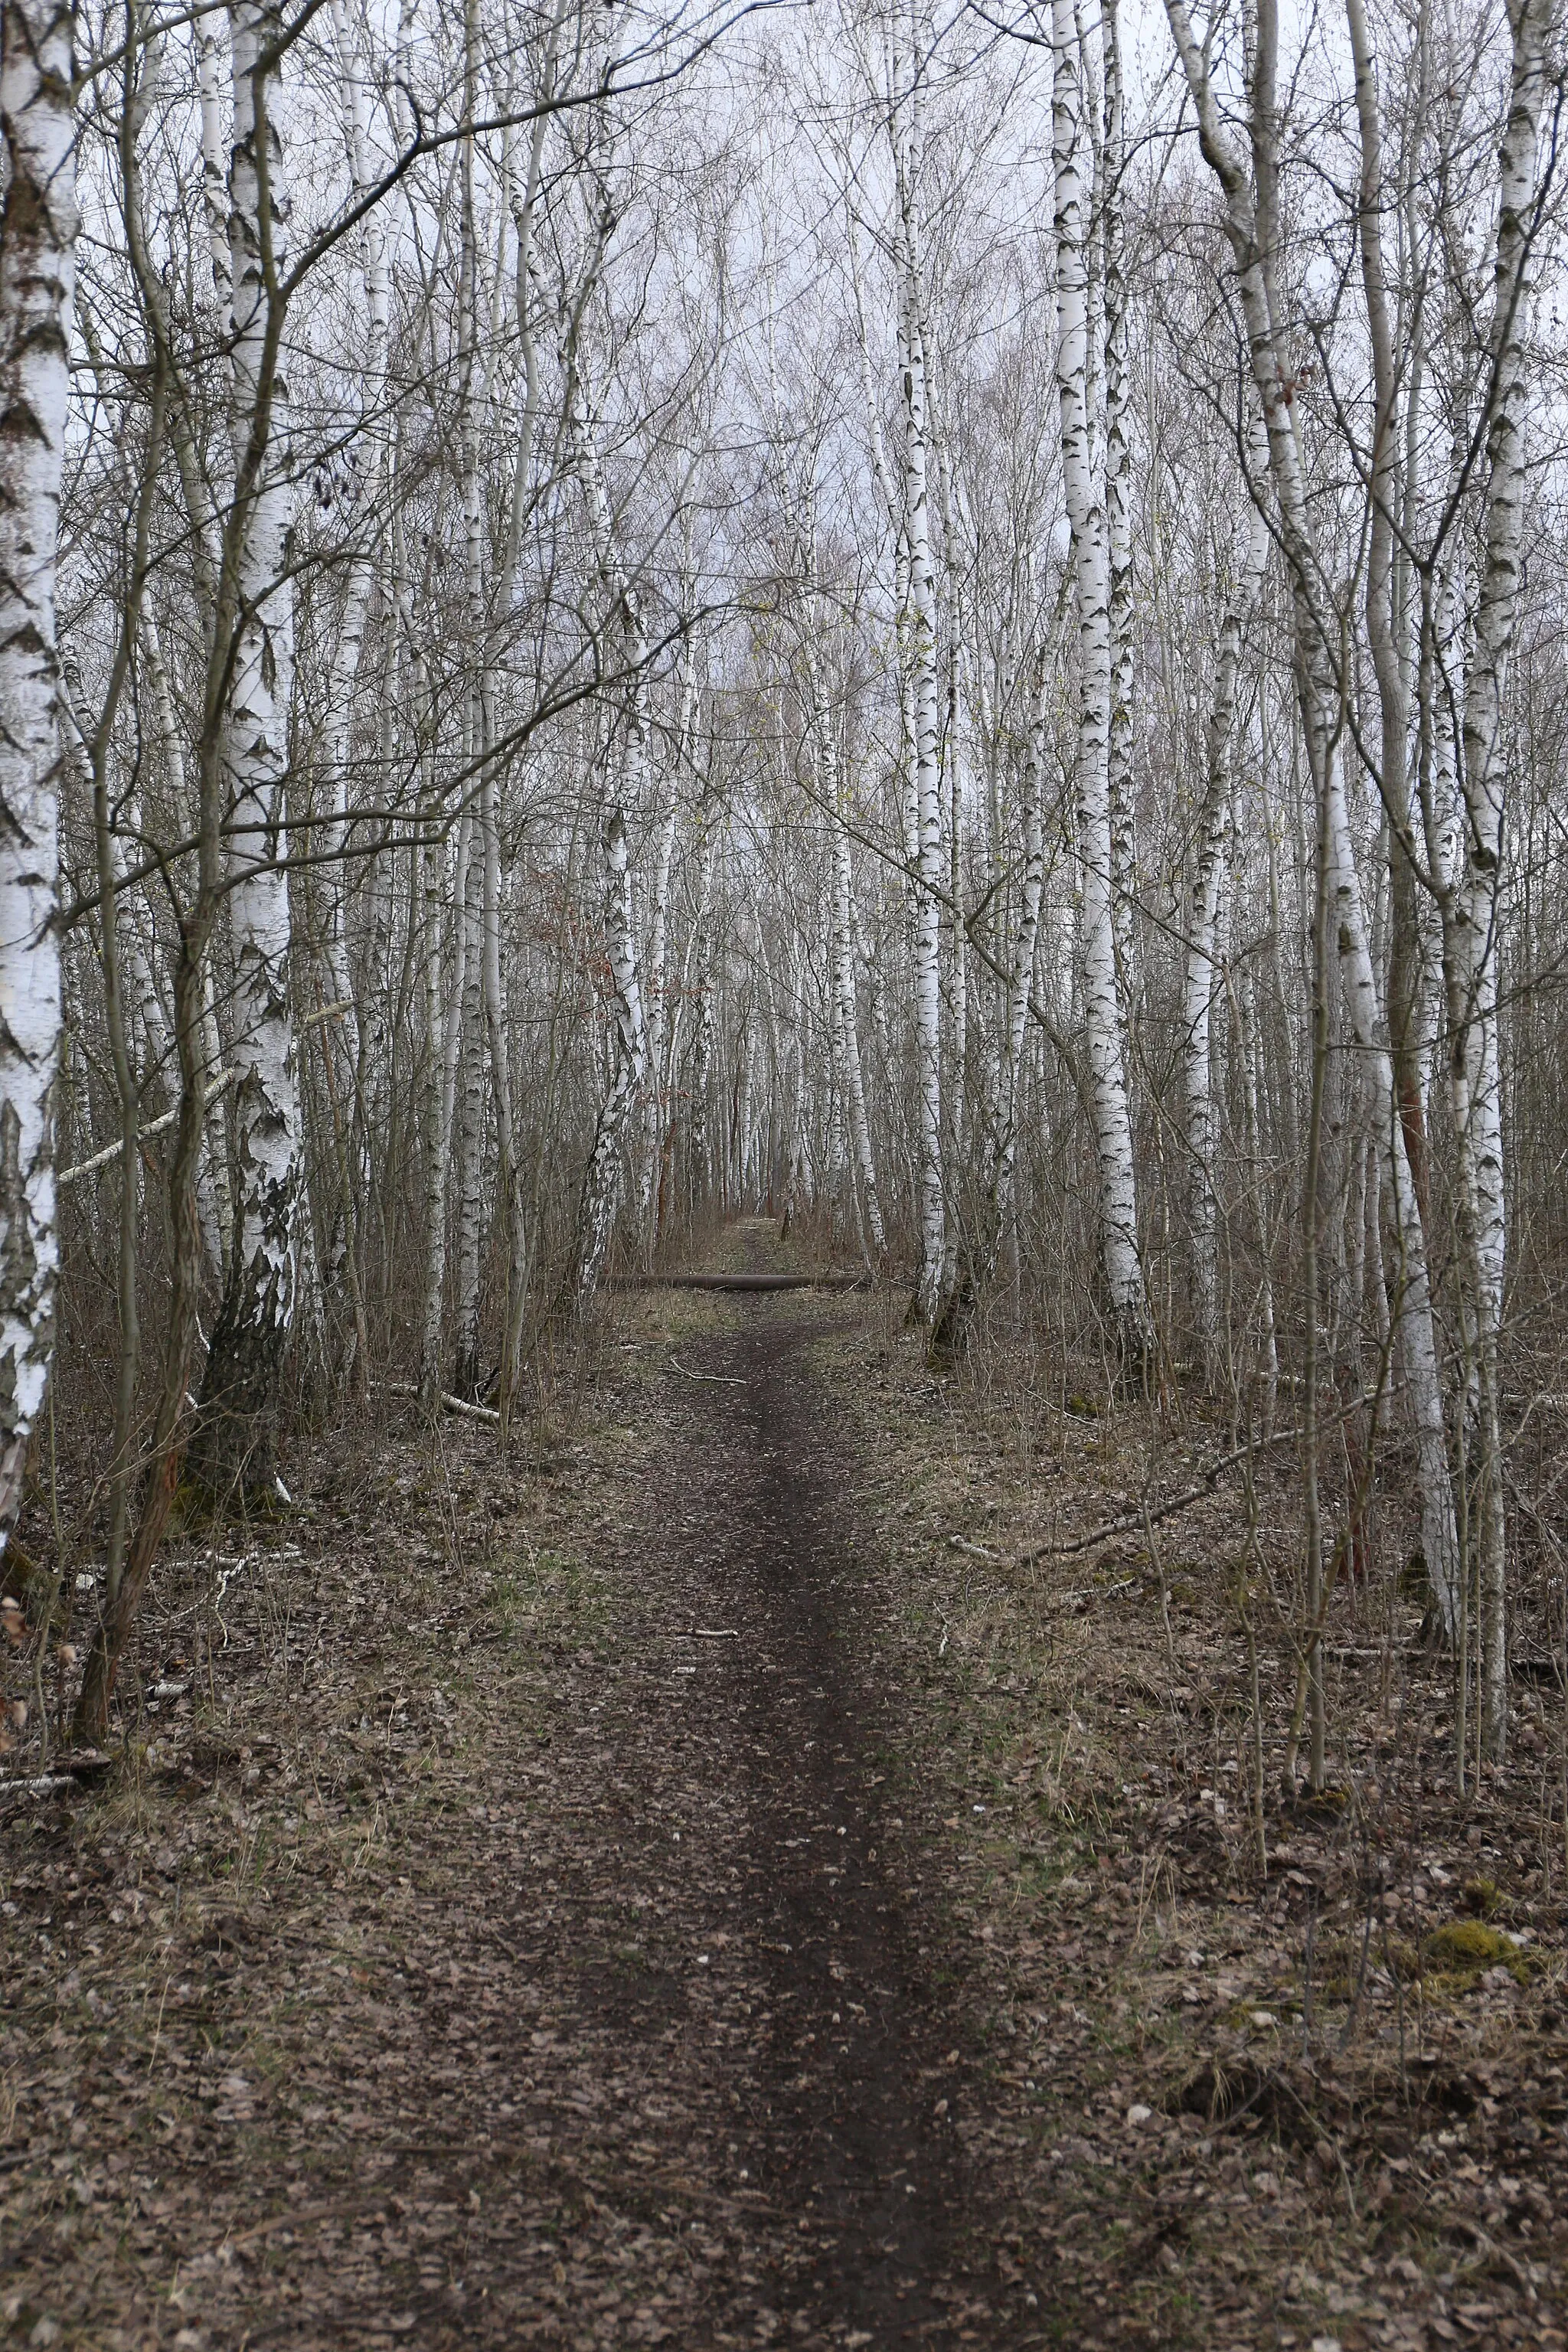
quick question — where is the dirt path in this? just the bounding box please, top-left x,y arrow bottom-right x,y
617,1282 -> 1019,2346
1,1240 -> 1034,2351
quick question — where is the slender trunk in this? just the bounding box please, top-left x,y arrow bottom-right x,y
639,651 -> 686,1257
980,667 -> 1047,1272
480,683 -> 528,1416
688,811 -> 717,1211
452,746 -> 487,1396
192,2 -> 302,1501
1054,0 -> 1148,1377
315,0 -> 389,1119
75,928 -> 214,1739
568,361 -> 649,1296
1101,0 -> 1136,1011
420,704 -> 460,1407
835,822 -> 884,1253
142,612 -> 231,1278
1449,0 -> 1550,1757
90,709 -> 142,1614
894,134 -> 946,1318
1184,425 -> 1269,1378
0,0 -> 77,1545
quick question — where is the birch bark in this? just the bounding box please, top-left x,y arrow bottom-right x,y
569,358 -> 649,1296
688,796 -> 717,1210
192,0 -> 303,1498
452,722 -> 487,1396
0,0 -> 77,1540
1447,0 -> 1552,1753
141,610 -> 234,1283
1184,429 -> 1269,1376
317,0 -> 391,1095
1054,0 -> 1148,1376
639,648 -> 691,1255
991,675 -> 1047,1248
893,109 -> 946,1319
1101,0 -> 1136,1011
416,670 -> 456,1408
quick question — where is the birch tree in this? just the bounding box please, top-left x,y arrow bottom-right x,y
191,0 -> 304,1498
1053,0 -> 1148,1379
1183,420 -> 1269,1377
0,0 -> 77,1544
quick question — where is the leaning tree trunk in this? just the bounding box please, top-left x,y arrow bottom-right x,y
191,0 -> 302,1503
0,0 -> 77,1546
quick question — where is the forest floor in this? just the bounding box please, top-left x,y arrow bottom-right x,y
4,1219 -> 1568,2350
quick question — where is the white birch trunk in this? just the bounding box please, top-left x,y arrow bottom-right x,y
0,0 -> 77,1539
835,820 -> 884,1254
1101,0 -> 1136,1008
192,0 -> 303,1494
1183,430 -> 1269,1375
196,11 -> 231,316
1054,0 -> 1148,1371
991,678 -> 1047,1241
142,616 -> 234,1283
569,364 -> 650,1295
422,782 -> 471,1404
419,814 -> 449,1408
893,126 -> 946,1318
642,795 -> 679,1236
1234,962 -> 1279,1414
316,0 -> 390,1094
452,719 -> 487,1394
688,807 -> 717,1209
1448,0 -> 1550,1752
639,654 -> 691,1251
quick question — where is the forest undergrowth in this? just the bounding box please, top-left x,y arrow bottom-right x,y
2,1226 -> 1566,2350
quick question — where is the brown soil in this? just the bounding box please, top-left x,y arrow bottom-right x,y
3,1219 -> 1567,2351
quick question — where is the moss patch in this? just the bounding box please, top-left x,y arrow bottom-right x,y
1423,1918 -> 1536,1986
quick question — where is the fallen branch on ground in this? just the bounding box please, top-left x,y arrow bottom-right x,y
382,1381 -> 501,1426
954,1426 -> 1303,1566
668,1357 -> 746,1386
611,1272 -> 871,1292
0,1774 -> 90,1805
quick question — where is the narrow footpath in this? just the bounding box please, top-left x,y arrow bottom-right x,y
1,1234 -> 1040,2350
590,1272 -> 1026,2345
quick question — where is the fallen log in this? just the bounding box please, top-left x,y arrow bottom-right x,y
610,1272 -> 871,1293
